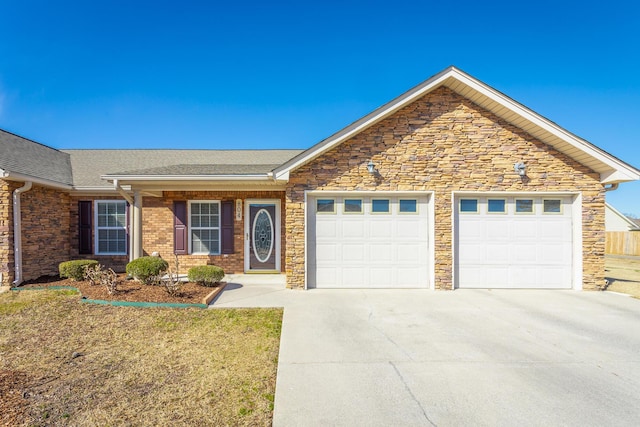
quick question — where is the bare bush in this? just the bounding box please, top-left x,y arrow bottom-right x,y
102,268 -> 119,295
83,264 -> 119,295
162,268 -> 182,296
84,264 -> 104,286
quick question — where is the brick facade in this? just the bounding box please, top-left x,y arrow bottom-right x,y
142,191 -> 286,275
285,87 -> 605,290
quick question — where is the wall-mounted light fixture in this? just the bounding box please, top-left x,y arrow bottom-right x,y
514,162 -> 526,177
367,160 -> 376,174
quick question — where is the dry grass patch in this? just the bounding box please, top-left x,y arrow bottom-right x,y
0,290 -> 282,426
605,256 -> 640,298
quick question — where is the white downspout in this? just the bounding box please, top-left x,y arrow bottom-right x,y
13,181 -> 33,286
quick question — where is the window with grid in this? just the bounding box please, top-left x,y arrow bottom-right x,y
190,201 -> 221,254
95,201 -> 127,254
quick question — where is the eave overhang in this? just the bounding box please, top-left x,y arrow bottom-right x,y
273,66 -> 640,185
0,168 -> 74,190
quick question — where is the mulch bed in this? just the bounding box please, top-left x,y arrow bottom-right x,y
18,274 -> 216,304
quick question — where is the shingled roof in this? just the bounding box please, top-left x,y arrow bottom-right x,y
63,149 -> 303,187
0,129 -> 73,187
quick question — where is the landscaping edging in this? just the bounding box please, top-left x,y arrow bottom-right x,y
10,286 -> 212,308
202,282 -> 227,305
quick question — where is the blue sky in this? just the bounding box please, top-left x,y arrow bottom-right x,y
1,0 -> 639,215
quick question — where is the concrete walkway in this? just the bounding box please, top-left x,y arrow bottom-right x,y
213,277 -> 640,427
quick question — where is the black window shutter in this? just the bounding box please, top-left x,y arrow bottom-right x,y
174,201 -> 188,255
78,201 -> 92,254
221,200 -> 234,254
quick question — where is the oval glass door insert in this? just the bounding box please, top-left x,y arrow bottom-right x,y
252,208 -> 274,263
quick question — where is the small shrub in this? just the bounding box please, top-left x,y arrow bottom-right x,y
59,260 -> 98,281
188,265 -> 225,287
126,256 -> 168,285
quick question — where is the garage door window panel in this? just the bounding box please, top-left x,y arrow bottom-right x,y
543,199 -> 562,214
515,199 -> 534,214
399,199 -> 418,214
371,199 -> 390,214
460,199 -> 478,213
344,199 -> 363,214
317,199 -> 335,213
487,199 -> 506,214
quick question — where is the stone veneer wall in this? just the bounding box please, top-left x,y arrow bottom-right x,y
143,190 -> 286,274
286,86 -> 605,290
0,182 -> 71,284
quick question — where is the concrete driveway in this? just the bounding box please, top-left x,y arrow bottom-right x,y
214,278 -> 640,426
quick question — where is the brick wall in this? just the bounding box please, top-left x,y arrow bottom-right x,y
69,196 -> 130,272
143,191 -> 286,274
286,86 -> 605,290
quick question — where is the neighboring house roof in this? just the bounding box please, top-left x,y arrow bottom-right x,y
63,149 -> 303,188
0,128 -> 73,188
274,66 -> 640,184
605,203 -> 640,231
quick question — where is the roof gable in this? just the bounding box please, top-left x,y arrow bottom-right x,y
273,66 -> 640,184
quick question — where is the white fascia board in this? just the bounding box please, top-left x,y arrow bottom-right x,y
606,202 -> 640,230
273,68 -> 455,180
450,70 -> 640,182
600,169 -> 640,184
101,174 -> 273,182
273,66 -> 640,184
0,169 -> 73,190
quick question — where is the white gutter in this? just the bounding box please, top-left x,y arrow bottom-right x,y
113,179 -> 134,204
102,174 -> 272,181
12,181 -> 33,285
1,169 -> 72,190
604,183 -> 619,192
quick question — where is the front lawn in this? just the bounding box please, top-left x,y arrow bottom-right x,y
0,290 -> 282,426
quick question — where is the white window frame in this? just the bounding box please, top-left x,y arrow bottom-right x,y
94,200 -> 128,255
188,200 -> 221,255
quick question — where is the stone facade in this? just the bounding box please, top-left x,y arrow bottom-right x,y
0,181 -> 71,285
285,87 -> 605,290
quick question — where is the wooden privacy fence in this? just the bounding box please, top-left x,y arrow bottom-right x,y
606,231 -> 640,256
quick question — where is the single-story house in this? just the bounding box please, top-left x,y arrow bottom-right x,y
605,203 -> 640,232
2,66 -> 639,290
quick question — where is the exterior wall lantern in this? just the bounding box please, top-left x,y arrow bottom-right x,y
514,162 -> 526,176
367,160 -> 376,174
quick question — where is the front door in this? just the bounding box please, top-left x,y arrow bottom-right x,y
245,201 -> 280,271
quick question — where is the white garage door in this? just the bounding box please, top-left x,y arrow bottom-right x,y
307,195 -> 430,288
456,195 -> 573,289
